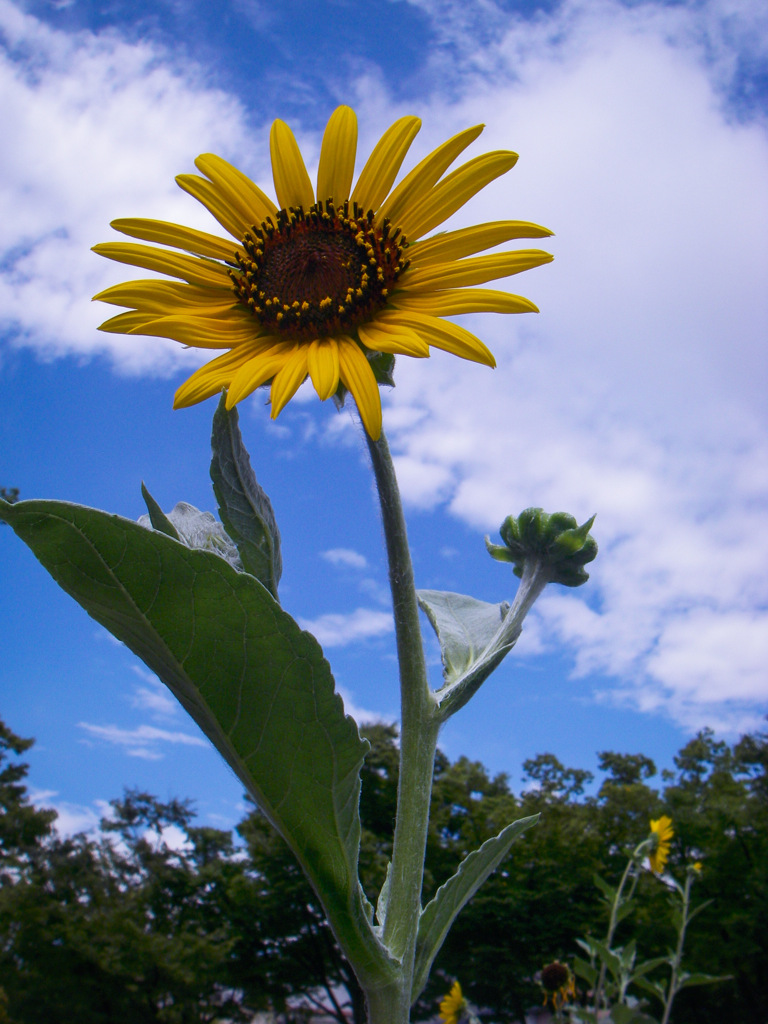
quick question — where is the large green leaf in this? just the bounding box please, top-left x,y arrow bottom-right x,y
411,813 -> 539,1000
0,498 -> 392,984
210,398 -> 282,599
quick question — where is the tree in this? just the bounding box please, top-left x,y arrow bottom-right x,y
0,719 -> 56,879
657,728 -> 768,1023
0,729 -> 262,1023
2,718 -> 766,1023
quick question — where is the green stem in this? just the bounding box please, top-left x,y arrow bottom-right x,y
364,429 -> 439,1024
660,872 -> 693,1024
592,852 -> 637,1013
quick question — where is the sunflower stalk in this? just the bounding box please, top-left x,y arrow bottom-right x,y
365,429 -> 440,1022
659,871 -> 694,1024
589,844 -> 644,1014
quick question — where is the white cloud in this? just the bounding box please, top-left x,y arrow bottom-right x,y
28,789 -> 110,836
129,666 -> 179,717
353,0 -> 768,734
298,607 -> 393,647
321,547 -> 369,569
2,0 -> 766,736
336,686 -> 392,726
0,0 -> 263,373
78,722 -> 209,759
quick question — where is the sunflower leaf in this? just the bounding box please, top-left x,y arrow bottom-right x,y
0,499 -> 394,984
417,589 -> 510,683
417,589 -> 519,717
140,482 -> 181,540
210,396 -> 282,599
609,1005 -> 659,1024
573,956 -> 598,986
676,970 -> 732,990
411,813 -> 538,1001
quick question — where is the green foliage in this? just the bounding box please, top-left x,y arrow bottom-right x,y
1,719 -> 766,1024
412,813 -> 538,1001
0,728 -> 253,1023
140,482 -> 182,540
417,590 -> 512,686
0,497 -> 390,987
209,396 -> 282,599
0,721 -> 56,879
417,590 -> 517,718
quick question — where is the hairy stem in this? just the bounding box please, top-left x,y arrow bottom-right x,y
661,873 -> 693,1024
365,429 -> 439,1024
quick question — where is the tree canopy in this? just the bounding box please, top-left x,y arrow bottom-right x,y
1,718 -> 765,1022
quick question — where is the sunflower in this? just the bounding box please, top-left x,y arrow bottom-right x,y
439,980 -> 468,1024
648,815 -> 674,874
540,961 -> 576,1012
93,106 -> 552,440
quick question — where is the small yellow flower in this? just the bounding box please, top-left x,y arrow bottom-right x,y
540,961 -> 576,1011
94,106 -> 552,440
439,980 -> 467,1024
648,815 -> 674,874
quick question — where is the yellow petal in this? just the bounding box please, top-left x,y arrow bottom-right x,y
227,343 -> 293,406
195,153 -> 278,225
92,243 -> 231,288
389,287 -> 539,315
316,106 -> 358,205
357,322 -> 430,358
350,115 -> 421,213
127,314 -> 258,348
110,218 -> 238,261
270,119 -> 315,210
337,336 -> 382,440
94,280 -> 236,314
379,310 -> 496,366
307,338 -> 341,400
270,346 -> 311,416
408,220 -> 554,267
398,151 -> 519,240
378,124 -> 484,228
174,344 -> 267,408
403,250 -> 553,290
176,174 -> 250,238
97,310 -> 160,334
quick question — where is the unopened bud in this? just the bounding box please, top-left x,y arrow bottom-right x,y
485,508 -> 597,587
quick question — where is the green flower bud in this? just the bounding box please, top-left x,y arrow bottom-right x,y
485,508 -> 597,587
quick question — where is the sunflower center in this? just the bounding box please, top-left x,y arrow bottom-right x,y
231,199 -> 409,340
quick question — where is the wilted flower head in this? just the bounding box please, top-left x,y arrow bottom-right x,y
540,961 -> 576,1011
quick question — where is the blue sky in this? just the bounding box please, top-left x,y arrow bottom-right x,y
1,0 -> 767,835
